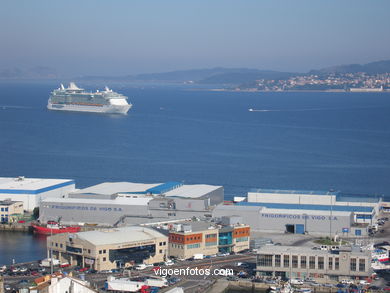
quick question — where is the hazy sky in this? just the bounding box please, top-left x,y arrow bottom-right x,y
1,0 -> 389,75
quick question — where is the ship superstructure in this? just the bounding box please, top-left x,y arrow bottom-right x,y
47,82 -> 132,114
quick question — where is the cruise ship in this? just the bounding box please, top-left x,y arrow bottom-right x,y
47,83 -> 132,114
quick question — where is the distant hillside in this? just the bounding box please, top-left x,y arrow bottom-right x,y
310,60 -> 390,75
0,66 -> 58,79
133,67 -> 297,84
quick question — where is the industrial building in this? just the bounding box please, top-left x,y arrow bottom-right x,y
213,188 -> 385,237
39,181 -> 223,226
48,226 -> 168,271
256,245 -> 372,281
0,177 -> 75,211
0,199 -> 23,223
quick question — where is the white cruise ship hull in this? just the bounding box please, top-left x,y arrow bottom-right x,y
47,103 -> 132,114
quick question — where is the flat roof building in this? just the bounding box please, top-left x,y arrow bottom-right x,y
0,199 -> 23,223
151,217 -> 250,260
256,245 -> 372,282
48,226 -> 168,271
0,177 -> 75,211
213,188 -> 383,237
39,181 -> 223,226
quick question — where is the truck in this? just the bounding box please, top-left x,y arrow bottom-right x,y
40,258 -> 60,267
193,254 -> 204,260
105,277 -> 146,292
144,277 -> 168,287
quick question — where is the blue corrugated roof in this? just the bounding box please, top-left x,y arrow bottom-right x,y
237,202 -> 374,213
337,193 -> 383,203
146,181 -> 182,194
249,188 -> 339,196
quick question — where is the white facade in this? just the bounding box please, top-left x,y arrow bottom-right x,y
48,277 -> 96,293
0,177 -> 75,211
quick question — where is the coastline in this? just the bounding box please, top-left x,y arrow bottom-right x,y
194,88 -> 390,93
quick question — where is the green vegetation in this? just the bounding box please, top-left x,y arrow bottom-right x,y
314,237 -> 348,245
32,207 -> 39,220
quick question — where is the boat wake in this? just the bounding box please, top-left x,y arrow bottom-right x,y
248,105 -> 384,113
0,105 -> 32,110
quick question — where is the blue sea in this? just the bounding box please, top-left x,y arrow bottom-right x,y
1,82 -> 390,264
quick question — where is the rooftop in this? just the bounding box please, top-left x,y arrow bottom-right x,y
73,181 -> 221,199
257,245 -> 369,256
0,177 -> 74,194
75,182 -> 159,195
248,188 -> 384,203
165,184 -> 222,198
249,188 -> 339,196
0,199 -> 22,206
170,221 -> 218,233
42,196 -> 152,206
74,226 -> 166,246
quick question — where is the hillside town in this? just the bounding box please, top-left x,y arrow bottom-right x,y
238,72 -> 390,92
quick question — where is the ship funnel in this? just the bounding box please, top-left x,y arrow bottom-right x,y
60,84 -> 65,90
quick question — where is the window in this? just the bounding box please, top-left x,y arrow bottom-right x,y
350,258 -> 357,271
283,255 -> 290,268
300,256 -> 306,269
60,244 -> 63,248
318,257 -> 324,270
55,243 -> 58,247
335,257 -> 339,270
309,256 -> 315,269
258,254 -> 273,267
328,257 -> 333,270
206,234 -> 217,239
187,243 -> 200,249
103,249 -> 106,254
359,259 -> 365,272
205,242 -> 217,246
292,255 -> 298,268
236,237 -> 248,242
102,257 -> 106,261
99,250 -> 102,254
163,242 -> 166,245
88,249 -> 91,254
159,249 -> 163,253
275,255 -> 281,267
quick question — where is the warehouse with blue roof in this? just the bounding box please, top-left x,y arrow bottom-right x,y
213,188 -> 385,237
0,176 -> 75,211
39,181 -> 223,226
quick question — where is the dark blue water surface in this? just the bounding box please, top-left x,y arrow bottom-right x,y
1,82 -> 390,264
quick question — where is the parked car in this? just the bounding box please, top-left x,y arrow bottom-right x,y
290,279 -> 304,285
77,267 -> 88,272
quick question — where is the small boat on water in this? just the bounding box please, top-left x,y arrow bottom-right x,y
31,221 -> 81,235
267,283 -> 294,293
